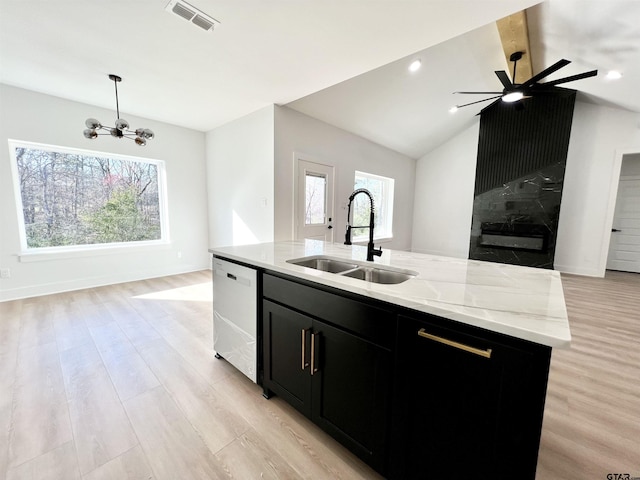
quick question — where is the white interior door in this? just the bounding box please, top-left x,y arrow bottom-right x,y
296,159 -> 334,241
607,177 -> 640,273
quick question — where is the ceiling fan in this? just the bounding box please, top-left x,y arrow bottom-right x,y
453,51 -> 598,110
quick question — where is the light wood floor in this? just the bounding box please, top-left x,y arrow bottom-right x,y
0,269 -> 638,479
537,270 -> 640,479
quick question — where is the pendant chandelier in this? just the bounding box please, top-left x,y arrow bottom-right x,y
83,74 -> 155,146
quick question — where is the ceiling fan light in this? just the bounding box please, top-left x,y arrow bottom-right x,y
85,118 -> 101,129
110,128 -> 121,137
135,137 -> 147,146
142,128 -> 154,139
83,129 -> 98,139
502,91 -> 524,103
605,70 -> 622,80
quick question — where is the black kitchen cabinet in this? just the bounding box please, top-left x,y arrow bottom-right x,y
209,254 -> 557,480
262,300 -> 312,413
390,314 -> 551,480
262,273 -> 395,474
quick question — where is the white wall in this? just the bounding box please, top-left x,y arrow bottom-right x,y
206,105 -> 275,247
620,154 -> 640,176
411,122 -> 479,258
274,106 -> 416,250
0,84 -> 209,301
411,101 -> 640,276
555,102 -> 640,276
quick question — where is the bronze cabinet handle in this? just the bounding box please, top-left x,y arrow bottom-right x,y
417,328 -> 492,359
310,332 -> 320,375
301,328 -> 310,370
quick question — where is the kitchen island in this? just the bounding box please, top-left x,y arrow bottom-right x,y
209,240 -> 571,479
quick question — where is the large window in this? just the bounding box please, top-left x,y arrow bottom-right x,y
352,170 -> 394,241
9,140 -> 168,252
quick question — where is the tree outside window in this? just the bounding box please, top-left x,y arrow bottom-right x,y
305,172 -> 326,225
10,141 -> 167,250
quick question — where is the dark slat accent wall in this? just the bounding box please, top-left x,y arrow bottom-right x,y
475,90 -> 576,195
469,88 -> 577,269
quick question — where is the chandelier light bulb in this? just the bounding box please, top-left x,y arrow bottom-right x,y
83,129 -> 98,139
115,118 -> 130,131
85,118 -> 101,129
82,74 -> 155,146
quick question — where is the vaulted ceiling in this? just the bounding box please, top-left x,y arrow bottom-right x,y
1,0 -> 639,159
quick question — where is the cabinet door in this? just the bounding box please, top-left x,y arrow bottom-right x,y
392,315 -> 547,480
311,319 -> 391,473
263,300 -> 312,416
402,321 -> 500,478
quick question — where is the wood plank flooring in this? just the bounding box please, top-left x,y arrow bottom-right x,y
0,269 -> 638,479
537,270 -> 640,479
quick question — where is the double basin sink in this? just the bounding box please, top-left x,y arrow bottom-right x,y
286,255 -> 418,285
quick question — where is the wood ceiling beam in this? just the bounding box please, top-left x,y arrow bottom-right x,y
496,10 -> 533,84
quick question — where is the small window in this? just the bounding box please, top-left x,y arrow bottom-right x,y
352,171 -> 394,241
304,172 -> 327,225
9,140 -> 168,252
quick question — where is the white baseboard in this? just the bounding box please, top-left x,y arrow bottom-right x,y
0,264 -> 210,302
410,247 -> 468,259
553,263 -> 604,278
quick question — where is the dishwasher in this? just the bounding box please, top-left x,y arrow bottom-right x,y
212,257 -> 258,383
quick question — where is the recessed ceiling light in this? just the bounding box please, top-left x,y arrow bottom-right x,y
409,59 -> 422,72
606,70 -> 623,80
449,106 -> 458,113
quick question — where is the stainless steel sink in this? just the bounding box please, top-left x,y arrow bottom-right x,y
287,256 -> 358,273
341,266 -> 417,284
287,255 -> 417,284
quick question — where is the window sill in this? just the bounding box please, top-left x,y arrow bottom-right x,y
18,241 -> 172,263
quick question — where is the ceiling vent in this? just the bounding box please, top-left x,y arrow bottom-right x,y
165,0 -> 220,32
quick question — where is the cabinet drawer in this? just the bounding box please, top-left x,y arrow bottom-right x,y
263,273 -> 395,350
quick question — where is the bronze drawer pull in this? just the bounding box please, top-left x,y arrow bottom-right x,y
301,328 -> 310,370
311,332 -> 319,375
417,328 -> 492,359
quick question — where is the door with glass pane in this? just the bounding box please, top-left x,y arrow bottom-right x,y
296,159 -> 334,242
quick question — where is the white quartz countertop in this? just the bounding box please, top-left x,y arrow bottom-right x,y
209,240 -> 571,348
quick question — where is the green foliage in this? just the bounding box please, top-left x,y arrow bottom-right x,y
85,187 -> 160,243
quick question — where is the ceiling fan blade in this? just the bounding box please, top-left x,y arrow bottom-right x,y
537,69 -> 598,87
520,59 -> 571,88
478,98 -> 502,115
495,71 -> 513,90
455,95 -> 502,108
454,91 -> 503,95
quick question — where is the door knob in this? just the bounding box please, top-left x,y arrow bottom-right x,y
612,228 -> 621,232
328,225 -> 333,229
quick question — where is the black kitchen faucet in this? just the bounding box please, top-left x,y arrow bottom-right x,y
344,188 -> 382,262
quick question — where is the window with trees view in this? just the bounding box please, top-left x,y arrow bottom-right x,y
9,141 -> 167,251
352,171 -> 394,241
